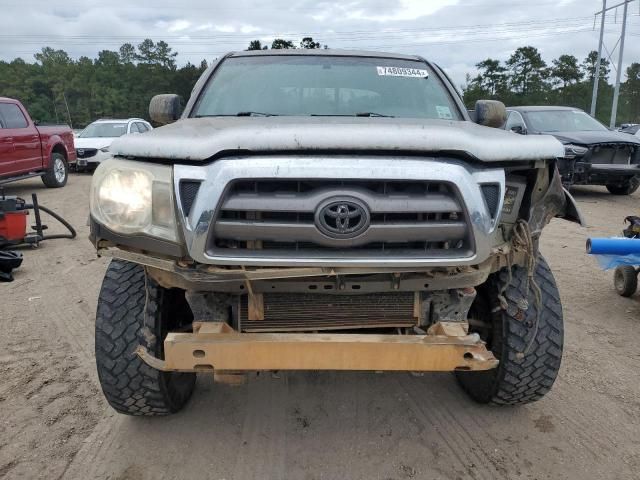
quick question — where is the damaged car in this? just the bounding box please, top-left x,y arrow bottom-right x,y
89,50 -> 583,416
504,106 -> 640,195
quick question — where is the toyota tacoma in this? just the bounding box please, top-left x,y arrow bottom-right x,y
89,50 -> 582,415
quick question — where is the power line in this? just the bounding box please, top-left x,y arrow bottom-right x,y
5,27 -> 628,59
2,14 -> 637,42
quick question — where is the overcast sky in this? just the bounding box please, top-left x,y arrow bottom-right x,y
1,0 -> 639,86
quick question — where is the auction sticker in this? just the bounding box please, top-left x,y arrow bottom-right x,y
436,106 -> 453,119
377,66 -> 429,78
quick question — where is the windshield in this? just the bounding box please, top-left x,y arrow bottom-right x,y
79,122 -> 128,138
192,55 -> 461,120
524,110 -> 608,133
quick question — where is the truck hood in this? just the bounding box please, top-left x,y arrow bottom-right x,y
542,130 -> 640,146
110,117 -> 564,162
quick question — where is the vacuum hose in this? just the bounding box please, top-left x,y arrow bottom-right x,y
32,204 -> 76,239
23,193 -> 76,240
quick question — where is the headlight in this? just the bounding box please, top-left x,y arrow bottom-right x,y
99,146 -> 110,153
90,159 -> 178,242
564,144 -> 588,157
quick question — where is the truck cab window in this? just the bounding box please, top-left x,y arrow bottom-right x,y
0,103 -> 28,128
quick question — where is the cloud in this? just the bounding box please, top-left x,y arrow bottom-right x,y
214,24 -> 236,33
167,20 -> 191,33
1,0 -> 639,85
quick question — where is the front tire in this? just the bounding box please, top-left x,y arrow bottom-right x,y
606,178 -> 640,195
456,255 -> 564,405
41,152 -> 68,188
95,260 -> 196,416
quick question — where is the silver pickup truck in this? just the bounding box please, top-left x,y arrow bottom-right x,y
89,50 -> 583,416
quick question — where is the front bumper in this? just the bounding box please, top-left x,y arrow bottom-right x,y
76,149 -> 111,167
137,321 -> 498,373
174,156 -> 506,268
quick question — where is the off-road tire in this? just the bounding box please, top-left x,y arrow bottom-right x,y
456,255 -> 563,405
95,260 -> 196,416
606,178 -> 640,195
614,265 -> 637,297
41,152 -> 68,188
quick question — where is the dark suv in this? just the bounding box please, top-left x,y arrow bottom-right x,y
504,106 -> 640,194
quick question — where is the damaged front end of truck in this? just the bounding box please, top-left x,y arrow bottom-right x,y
89,50 -> 582,415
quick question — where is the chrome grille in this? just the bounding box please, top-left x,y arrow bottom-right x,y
209,180 -> 474,259
76,148 -> 97,158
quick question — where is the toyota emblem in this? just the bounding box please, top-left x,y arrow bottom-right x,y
315,197 -> 370,239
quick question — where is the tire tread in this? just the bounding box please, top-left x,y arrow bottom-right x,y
95,260 -> 194,416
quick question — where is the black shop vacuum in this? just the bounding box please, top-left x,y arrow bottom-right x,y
0,191 -> 76,281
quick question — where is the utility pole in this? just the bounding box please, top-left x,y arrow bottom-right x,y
590,0 -> 606,116
610,0 -> 629,128
590,0 -> 636,125
62,91 -> 73,129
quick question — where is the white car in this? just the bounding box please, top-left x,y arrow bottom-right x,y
75,119 -> 153,170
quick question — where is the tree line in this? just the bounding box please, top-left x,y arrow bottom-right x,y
0,38 -> 637,128
464,46 -> 640,125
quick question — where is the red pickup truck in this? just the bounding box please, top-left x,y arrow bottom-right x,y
0,97 -> 76,188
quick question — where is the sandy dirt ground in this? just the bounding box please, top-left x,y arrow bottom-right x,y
1,173 -> 639,480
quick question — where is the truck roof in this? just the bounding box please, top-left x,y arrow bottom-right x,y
0,97 -> 20,103
229,49 -> 423,61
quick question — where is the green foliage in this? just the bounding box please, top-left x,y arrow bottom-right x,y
271,39 -> 296,49
621,63 -> 640,123
550,54 -> 583,88
247,36 -> 324,51
246,40 -> 264,51
0,40 -> 206,127
1,40 -> 637,128
463,48 -> 636,125
582,50 -> 611,82
300,37 -> 321,49
506,46 -> 547,97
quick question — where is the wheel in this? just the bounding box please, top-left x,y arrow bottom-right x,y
614,265 -> 638,297
95,260 -> 196,415
456,255 -> 563,405
606,178 -> 640,195
41,152 -> 68,188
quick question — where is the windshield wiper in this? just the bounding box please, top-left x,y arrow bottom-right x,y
354,112 -> 394,118
194,112 -> 277,118
236,111 -> 277,117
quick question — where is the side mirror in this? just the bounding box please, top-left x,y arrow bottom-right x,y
149,94 -> 183,125
510,125 -> 526,135
473,100 -> 507,128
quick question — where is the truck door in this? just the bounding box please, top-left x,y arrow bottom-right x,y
0,102 -> 41,174
0,111 -> 16,175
